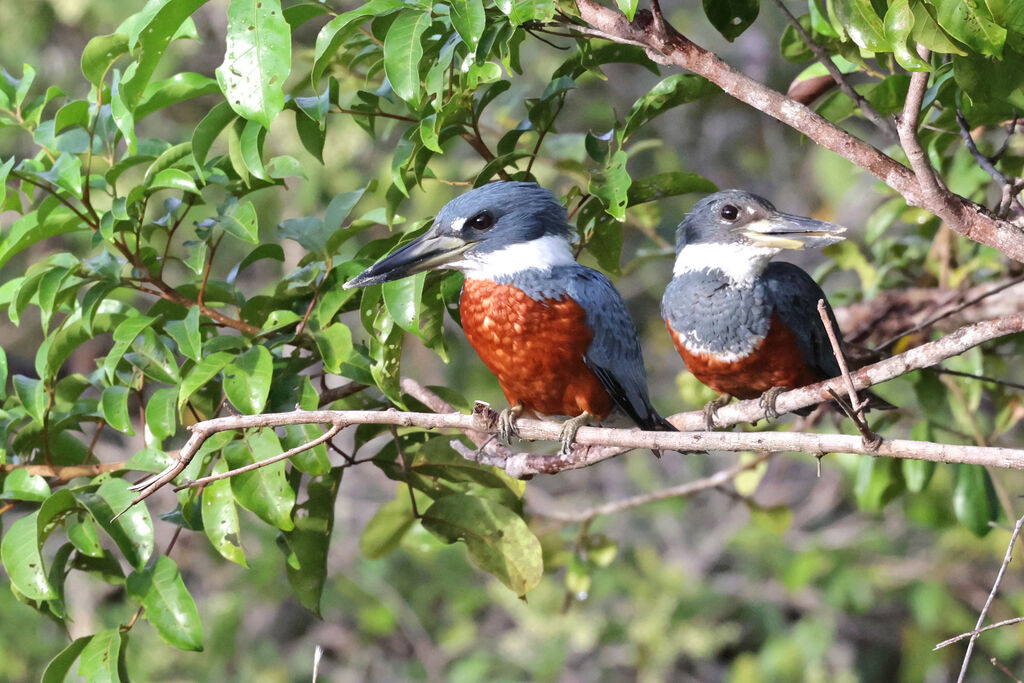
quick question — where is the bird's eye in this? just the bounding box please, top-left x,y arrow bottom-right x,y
466,211 -> 495,231
720,204 -> 739,221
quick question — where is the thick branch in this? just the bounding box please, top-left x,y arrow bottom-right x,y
571,0 -> 1024,261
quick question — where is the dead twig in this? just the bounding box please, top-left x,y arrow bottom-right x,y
817,299 -> 880,448
950,514 -> 1024,682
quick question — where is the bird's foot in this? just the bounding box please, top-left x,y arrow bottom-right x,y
497,403 -> 524,444
559,411 -> 595,456
702,395 -> 732,431
758,387 -> 787,420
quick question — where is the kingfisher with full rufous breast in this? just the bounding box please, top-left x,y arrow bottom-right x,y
345,181 -> 676,453
661,189 -> 894,428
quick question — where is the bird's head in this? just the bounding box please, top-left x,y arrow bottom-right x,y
344,182 -> 574,288
673,189 -> 846,282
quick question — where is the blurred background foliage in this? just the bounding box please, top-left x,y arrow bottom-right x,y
0,0 -> 1023,680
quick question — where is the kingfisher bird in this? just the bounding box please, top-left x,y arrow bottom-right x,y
344,181 -> 675,453
661,190 -> 893,428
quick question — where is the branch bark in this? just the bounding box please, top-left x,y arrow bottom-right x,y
570,0 -> 1024,262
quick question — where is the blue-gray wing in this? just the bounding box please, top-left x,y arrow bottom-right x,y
565,267 -> 674,431
762,261 -> 841,379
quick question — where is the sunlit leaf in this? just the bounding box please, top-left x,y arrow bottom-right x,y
216,0 -> 291,128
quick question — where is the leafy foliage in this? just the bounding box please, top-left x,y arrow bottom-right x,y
0,0 -> 1022,679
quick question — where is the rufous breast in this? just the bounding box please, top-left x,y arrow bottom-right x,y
460,278 -> 612,419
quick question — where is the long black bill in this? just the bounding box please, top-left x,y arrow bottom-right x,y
343,233 -> 470,289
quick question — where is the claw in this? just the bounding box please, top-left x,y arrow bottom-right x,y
702,394 -> 732,431
758,386 -> 786,420
497,403 -> 524,444
558,411 -> 595,455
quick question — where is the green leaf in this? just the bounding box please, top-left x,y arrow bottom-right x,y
884,0 -> 930,71
192,101 -> 236,167
703,0 -> 759,41
360,491 -> 421,559
103,314 -> 158,382
81,33 -> 130,85
383,9 -> 430,105
311,0 -> 404,83
500,0 -> 556,25
382,271 -> 426,335
145,386 -> 178,442
0,346 -> 6,396
76,629 -> 126,683
278,216 -> 329,255
0,511 -> 56,599
626,171 -> 718,205
589,149 -> 631,222
421,494 -> 543,596
853,456 -> 905,512
216,0 -> 292,129
54,100 -> 91,133
178,351 -> 233,411
201,460 -> 248,566
223,346 -> 273,414
911,1 -> 967,54
622,74 -> 719,140
954,464 -> 998,536
68,516 -> 105,558
41,636 -> 93,683
281,467 -> 342,616
220,199 -> 260,244
147,168 -> 199,194
224,430 -> 296,530
127,556 -> 204,651
121,0 -> 208,109
450,0 -> 486,47
616,0 -> 640,21
101,385 -> 134,435
831,0 -> 889,51
136,72 -> 219,120
2,469 -> 50,502
0,208 -> 83,270
313,323 -> 354,374
13,375 -> 47,424
76,478 -> 155,570
931,0 -> 1006,56
166,305 -> 202,361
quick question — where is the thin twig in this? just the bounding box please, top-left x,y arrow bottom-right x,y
391,424 -> 421,519
954,513 -> 1024,682
933,617 -> 1024,650
929,367 -> 1024,393
990,657 -> 1024,683
173,424 -> 342,491
876,275 -> 1024,351
817,300 -> 880,448
956,109 -> 1024,218
768,0 -> 896,139
529,452 -> 775,522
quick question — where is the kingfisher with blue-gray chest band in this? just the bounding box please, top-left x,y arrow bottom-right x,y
344,181 -> 676,453
662,190 -> 894,428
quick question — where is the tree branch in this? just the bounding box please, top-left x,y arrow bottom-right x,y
569,0 -> 1024,262
767,0 -> 897,140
